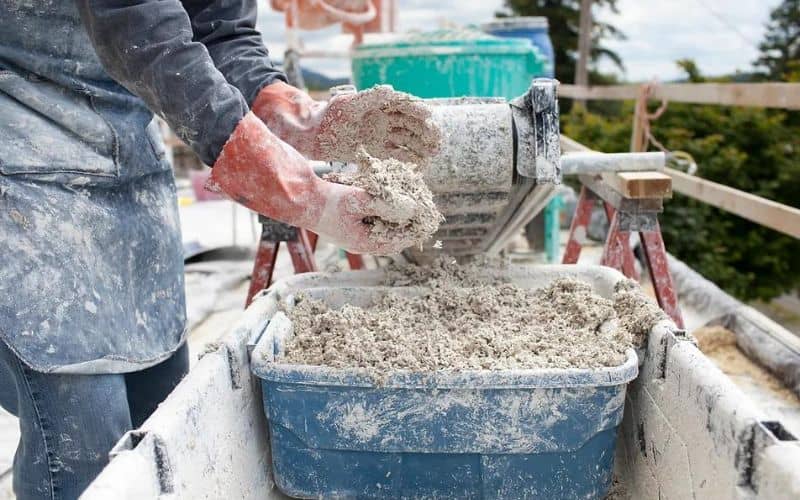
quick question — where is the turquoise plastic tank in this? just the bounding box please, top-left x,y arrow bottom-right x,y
351,29 -> 545,98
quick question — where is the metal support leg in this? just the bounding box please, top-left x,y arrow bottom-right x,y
601,212 -> 628,271
307,231 -> 318,251
286,229 -> 317,275
301,230 -> 363,270
345,253 -> 365,270
246,239 -> 279,307
566,185 -> 684,328
602,203 -> 640,281
639,223 -> 685,328
562,186 -> 596,264
246,219 -> 317,307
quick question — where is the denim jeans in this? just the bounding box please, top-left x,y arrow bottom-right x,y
0,341 -> 189,500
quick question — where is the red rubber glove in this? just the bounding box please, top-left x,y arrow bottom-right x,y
251,81 -> 440,163
207,112 -> 415,255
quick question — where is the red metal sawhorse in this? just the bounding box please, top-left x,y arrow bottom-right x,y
245,216 -> 365,307
563,186 -> 684,328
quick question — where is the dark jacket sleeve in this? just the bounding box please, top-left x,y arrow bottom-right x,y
75,0 -> 249,165
182,0 -> 287,106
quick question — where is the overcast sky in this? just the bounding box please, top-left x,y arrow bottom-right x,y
256,0 -> 780,82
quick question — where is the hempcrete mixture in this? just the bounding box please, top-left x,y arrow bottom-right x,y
281,259 -> 666,372
316,85 -> 442,165
325,149 -> 443,250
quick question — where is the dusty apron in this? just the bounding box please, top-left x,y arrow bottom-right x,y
0,1 -> 186,374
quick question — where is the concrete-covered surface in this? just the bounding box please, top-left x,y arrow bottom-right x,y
616,321 -> 800,499
668,255 -> 800,396
666,255 -> 800,439
752,294 -> 800,338
617,324 -> 800,499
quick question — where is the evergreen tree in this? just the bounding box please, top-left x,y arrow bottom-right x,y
755,0 -> 800,81
675,59 -> 704,83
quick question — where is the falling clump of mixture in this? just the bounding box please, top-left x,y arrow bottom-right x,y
325,149 -> 444,251
612,279 -> 668,347
281,260 -> 666,373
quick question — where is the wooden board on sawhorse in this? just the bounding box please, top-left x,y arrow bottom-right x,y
563,173 -> 685,328
245,215 -> 365,307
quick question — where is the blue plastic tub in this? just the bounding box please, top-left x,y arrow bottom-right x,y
481,17 -> 555,78
251,276 -> 638,499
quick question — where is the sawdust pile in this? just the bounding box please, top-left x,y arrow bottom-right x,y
325,149 -> 443,251
694,326 -> 800,404
281,261 -> 664,372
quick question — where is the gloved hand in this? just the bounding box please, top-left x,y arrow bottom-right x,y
251,81 -> 440,164
207,112 -> 416,255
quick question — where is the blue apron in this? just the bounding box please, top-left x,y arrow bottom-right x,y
0,1 -> 186,373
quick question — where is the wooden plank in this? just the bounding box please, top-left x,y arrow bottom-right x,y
561,135 -> 672,202
602,171 -> 673,199
563,135 -> 800,239
578,174 -> 664,213
559,83 -> 800,110
666,167 -> 800,239
561,135 -> 593,153
560,84 -> 639,101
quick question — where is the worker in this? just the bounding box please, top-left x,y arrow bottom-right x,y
0,1 -> 438,498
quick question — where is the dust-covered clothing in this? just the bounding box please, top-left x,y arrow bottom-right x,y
0,0 -> 284,373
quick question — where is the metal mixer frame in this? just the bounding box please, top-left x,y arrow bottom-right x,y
246,79 -> 682,326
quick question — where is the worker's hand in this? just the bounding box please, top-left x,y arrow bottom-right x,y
251,81 -> 441,164
313,181 -> 419,255
207,112 -> 417,255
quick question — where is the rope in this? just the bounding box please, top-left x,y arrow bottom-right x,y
635,82 -> 698,175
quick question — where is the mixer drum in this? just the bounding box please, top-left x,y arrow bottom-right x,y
407,79 -> 562,257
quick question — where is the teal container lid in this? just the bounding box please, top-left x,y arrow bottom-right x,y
352,28 -> 540,58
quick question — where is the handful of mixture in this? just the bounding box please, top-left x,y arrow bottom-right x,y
280,261 -> 665,373
325,149 -> 444,251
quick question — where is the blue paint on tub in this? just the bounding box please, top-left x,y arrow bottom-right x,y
252,323 -> 637,499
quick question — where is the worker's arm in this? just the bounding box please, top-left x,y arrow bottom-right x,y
75,0 -> 246,165
179,0 -> 440,164
181,0 -> 286,107
75,0 -> 411,254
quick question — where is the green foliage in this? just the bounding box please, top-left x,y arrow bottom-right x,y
755,0 -> 800,81
544,1 -> 800,300
562,95 -> 800,301
675,59 -> 704,83
497,0 -> 626,86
